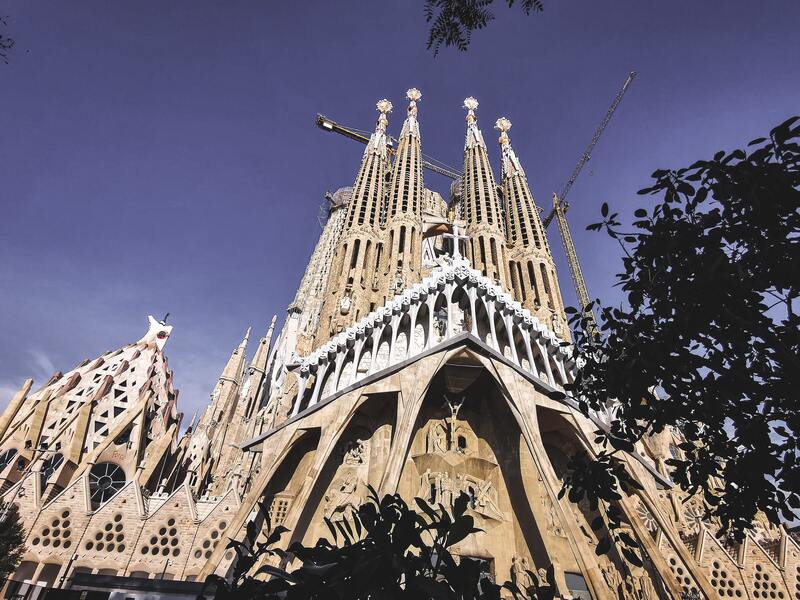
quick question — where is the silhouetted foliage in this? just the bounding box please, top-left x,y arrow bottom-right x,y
0,16 -> 14,64
424,0 -> 543,55
204,487 -> 558,600
0,504 -> 26,580
560,116 -> 800,541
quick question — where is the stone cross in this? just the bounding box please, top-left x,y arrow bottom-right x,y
442,224 -> 469,260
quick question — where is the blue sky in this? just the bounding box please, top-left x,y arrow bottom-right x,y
1,0 -> 797,420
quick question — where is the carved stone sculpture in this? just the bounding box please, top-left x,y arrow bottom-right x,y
511,555 -> 534,592
343,439 -> 366,465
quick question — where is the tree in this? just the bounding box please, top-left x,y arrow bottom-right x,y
0,16 -> 14,64
424,0 -> 543,54
205,488 -> 558,600
560,116 -> 800,541
0,504 -> 26,581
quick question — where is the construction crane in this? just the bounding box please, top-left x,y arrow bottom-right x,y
316,114 -> 462,180
544,72 -> 636,334
542,71 -> 637,228
552,191 -> 596,331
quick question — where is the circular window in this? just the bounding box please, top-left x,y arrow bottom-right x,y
89,462 -> 126,505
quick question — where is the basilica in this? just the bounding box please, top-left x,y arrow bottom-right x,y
1,90 -> 797,599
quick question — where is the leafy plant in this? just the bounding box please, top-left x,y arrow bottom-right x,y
561,116 -> 800,541
0,504 -> 26,581
0,16 -> 14,64
424,0 -> 543,55
204,487 -> 557,600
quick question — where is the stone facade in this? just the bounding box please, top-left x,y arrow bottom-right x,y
1,91 -> 797,599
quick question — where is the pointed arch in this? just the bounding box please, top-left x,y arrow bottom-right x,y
475,298 -> 492,345
394,314 -> 412,362
450,285 -> 471,336
356,341 -> 372,380
375,326 -> 392,372
412,304 -> 429,355
337,350 -> 356,391
493,309 -> 511,360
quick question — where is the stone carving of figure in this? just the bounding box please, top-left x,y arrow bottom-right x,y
542,496 -> 566,537
537,568 -> 548,588
597,554 -> 623,598
324,472 -> 360,519
511,555 -> 533,592
463,311 -> 472,334
343,439 -> 366,465
474,479 -> 504,520
551,312 -> 562,336
444,395 -> 465,451
440,471 -> 454,506
393,268 -> 404,293
428,422 -> 448,454
630,567 -> 658,600
339,294 -> 352,316
419,469 -> 435,502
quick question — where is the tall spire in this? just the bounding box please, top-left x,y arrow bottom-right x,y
344,99 -> 392,230
460,97 -> 509,287
495,117 -> 568,337
387,88 -> 424,220
379,88 -> 426,300
318,99 -> 394,340
495,117 -> 549,252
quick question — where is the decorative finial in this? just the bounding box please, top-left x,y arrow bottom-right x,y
495,117 -> 512,145
376,99 -> 393,114
406,88 -> 422,117
463,97 -> 479,124
375,99 -> 392,131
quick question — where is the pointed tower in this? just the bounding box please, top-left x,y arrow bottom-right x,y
203,318 -> 278,497
460,98 -> 509,287
186,327 -> 250,496
0,316 -> 180,507
318,99 -> 393,340
379,88 -> 425,300
289,188 -> 352,356
496,117 -> 568,336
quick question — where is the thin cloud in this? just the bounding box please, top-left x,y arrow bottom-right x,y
29,349 -> 57,381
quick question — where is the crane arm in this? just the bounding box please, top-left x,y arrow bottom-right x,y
542,71 -> 636,227
316,114 -> 462,180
